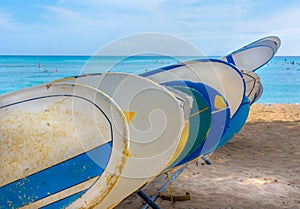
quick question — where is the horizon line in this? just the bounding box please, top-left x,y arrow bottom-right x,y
0,54 -> 299,57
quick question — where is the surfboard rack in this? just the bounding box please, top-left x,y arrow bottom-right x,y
137,190 -> 161,209
138,166 -> 186,209
201,155 -> 212,165
158,192 -> 191,202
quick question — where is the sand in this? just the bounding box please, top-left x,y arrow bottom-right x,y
116,104 -> 300,209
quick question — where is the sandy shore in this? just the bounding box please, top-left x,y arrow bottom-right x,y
116,104 -> 300,209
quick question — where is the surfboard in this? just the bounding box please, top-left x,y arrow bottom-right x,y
162,84 -> 211,169
174,82 -> 230,166
216,96 -> 250,149
253,82 -> 263,104
221,36 -> 281,72
54,72 -> 191,208
141,58 -> 245,118
0,83 -> 130,209
241,70 -> 264,104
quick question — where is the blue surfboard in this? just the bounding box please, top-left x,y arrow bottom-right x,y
170,81 -> 230,167
216,96 -> 250,149
163,83 -> 211,169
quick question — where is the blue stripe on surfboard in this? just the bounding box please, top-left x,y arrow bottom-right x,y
41,190 -> 87,209
225,55 -> 236,65
139,63 -> 185,77
216,97 -> 250,149
0,141 -> 112,209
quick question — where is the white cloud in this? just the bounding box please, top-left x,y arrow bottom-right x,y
37,2 -> 176,37
171,1 -> 300,55
30,1 -> 284,55
0,11 -> 17,31
2,0 -> 300,55
38,5 -> 103,35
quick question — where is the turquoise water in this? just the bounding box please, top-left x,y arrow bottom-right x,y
257,56 -> 300,104
0,55 -> 299,104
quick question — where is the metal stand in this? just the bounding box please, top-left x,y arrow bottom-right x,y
138,166 -> 185,209
137,190 -> 161,209
138,156 -> 212,209
201,155 -> 212,165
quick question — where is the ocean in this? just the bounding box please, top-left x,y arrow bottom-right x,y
0,55 -> 299,104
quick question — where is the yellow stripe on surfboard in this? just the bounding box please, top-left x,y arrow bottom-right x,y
189,107 -> 209,119
165,122 -> 190,167
53,77 -> 76,83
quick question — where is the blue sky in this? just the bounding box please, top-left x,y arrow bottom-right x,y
0,0 -> 300,55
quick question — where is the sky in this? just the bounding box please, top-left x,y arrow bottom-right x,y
0,0 -> 300,56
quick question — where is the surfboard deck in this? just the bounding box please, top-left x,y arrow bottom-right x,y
0,83 -> 129,209
54,72 -> 192,208
221,36 -> 281,72
141,58 -> 245,118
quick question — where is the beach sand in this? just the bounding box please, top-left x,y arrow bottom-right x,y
116,104 -> 300,209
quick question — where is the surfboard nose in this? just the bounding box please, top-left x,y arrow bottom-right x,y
0,83 -> 130,209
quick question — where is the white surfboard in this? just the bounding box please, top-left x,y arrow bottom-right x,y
241,70 -> 263,104
141,59 -> 245,117
221,36 -> 281,72
55,72 -> 192,208
0,83 -> 129,209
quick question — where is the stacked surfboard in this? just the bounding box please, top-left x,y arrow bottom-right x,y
0,36 -> 280,209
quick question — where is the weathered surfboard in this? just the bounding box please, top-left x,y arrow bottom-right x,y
54,72 -> 191,208
0,83 -> 129,209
